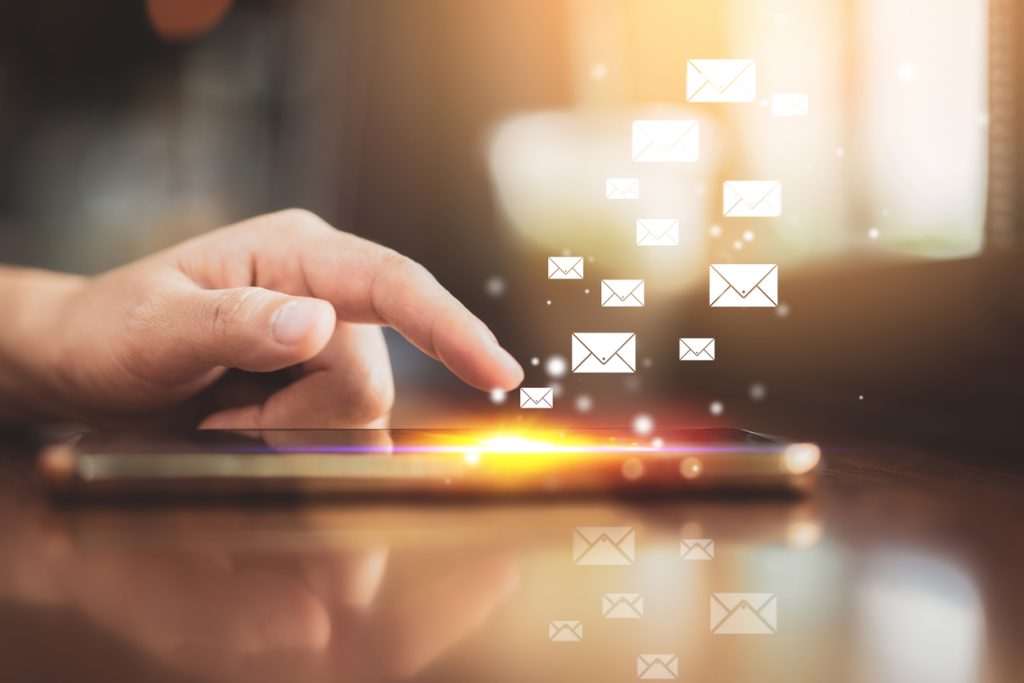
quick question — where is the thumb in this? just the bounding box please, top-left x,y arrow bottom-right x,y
163,287 -> 336,373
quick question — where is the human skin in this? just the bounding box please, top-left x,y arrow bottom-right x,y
0,208 -> 524,427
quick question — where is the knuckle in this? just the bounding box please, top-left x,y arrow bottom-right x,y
207,288 -> 257,343
377,247 -> 426,279
272,208 -> 329,236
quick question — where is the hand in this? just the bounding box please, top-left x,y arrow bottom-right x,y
7,209 -> 523,427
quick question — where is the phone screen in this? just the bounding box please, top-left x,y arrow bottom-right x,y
40,428 -> 820,500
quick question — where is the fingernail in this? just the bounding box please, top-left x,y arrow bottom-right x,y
272,300 -> 322,345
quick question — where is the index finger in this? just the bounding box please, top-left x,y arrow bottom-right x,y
217,210 -> 524,392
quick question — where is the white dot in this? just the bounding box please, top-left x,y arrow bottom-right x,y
489,389 -> 507,404
464,450 -> 481,466
545,299 -> 552,306
709,401 -> 724,417
652,437 -> 664,448
642,357 -> 653,368
709,224 -> 722,238
484,276 -> 505,298
545,355 -> 568,378
749,383 -> 767,401
575,394 -> 593,413
632,414 -> 654,435
835,146 -> 846,158
868,227 -> 880,240
584,288 -> 590,295
858,394 -> 864,400
776,303 -> 790,318
743,230 -> 755,242
897,60 -> 918,84
733,240 -> 743,250
591,62 -> 608,81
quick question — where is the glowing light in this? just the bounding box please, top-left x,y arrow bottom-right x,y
545,355 -> 567,378
733,240 -> 743,250
680,457 -> 703,479
749,383 -> 767,401
776,303 -> 790,318
868,227 -> 880,240
621,457 -> 644,480
476,436 -> 556,453
783,443 -> 821,474
897,59 -> 919,84
463,450 -> 481,466
709,401 -> 724,417
709,224 -> 721,238
485,276 -> 506,298
651,437 -> 664,449
743,230 -> 755,242
632,414 -> 654,435
530,357 -> 540,367
489,389 -> 507,405
575,394 -> 593,413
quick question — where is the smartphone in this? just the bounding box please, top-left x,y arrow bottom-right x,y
39,428 -> 820,500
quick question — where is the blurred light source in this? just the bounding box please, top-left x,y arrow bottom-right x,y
783,443 -> 821,475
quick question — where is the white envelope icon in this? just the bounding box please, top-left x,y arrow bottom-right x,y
687,59 -> 756,102
602,593 -> 644,619
679,338 -> 715,361
710,593 -> 777,634
631,120 -> 699,162
637,654 -> 678,680
606,177 -> 640,199
772,92 -> 809,117
549,620 -> 583,642
723,181 -> 782,217
636,219 -> 679,247
548,256 -> 584,280
572,526 -> 635,565
571,333 -> 636,374
709,264 -> 778,308
520,387 -> 553,409
680,538 -> 715,559
601,279 -> 645,307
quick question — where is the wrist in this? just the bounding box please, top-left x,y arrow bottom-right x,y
0,267 -> 87,422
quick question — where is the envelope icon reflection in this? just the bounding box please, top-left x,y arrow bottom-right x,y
548,256 -> 584,280
709,264 -> 778,307
571,333 -> 636,374
772,92 -> 809,117
636,219 -> 679,246
687,59 -> 756,102
679,338 -> 715,361
637,654 -> 678,680
606,177 -> 640,199
602,593 -> 644,619
680,538 -> 715,559
519,387 -> 553,409
723,180 -> 782,217
710,593 -> 777,634
548,620 -> 583,642
572,526 -> 635,565
631,120 -> 699,162
601,279 -> 645,307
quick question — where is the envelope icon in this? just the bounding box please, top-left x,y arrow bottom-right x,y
572,526 -> 635,565
723,181 -> 782,217
520,387 -> 553,409
631,120 -> 699,162
687,59 -> 756,103
772,92 -> 809,117
710,593 -> 777,634
602,593 -> 644,619
601,280 -> 645,307
680,538 -> 715,559
709,264 -> 778,308
571,333 -> 636,374
548,256 -> 584,280
637,654 -> 678,680
679,338 -> 715,361
636,219 -> 679,247
606,177 -> 640,199
549,620 -> 583,642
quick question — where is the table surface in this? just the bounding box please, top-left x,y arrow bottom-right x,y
1,431 -> 1022,683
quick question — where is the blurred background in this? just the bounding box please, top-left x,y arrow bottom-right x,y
0,0 -> 1020,446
